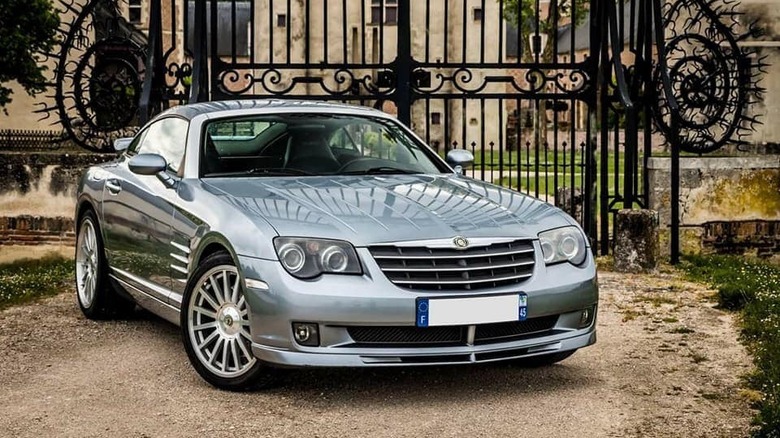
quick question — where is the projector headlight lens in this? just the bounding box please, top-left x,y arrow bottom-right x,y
538,226 -> 588,266
278,243 -> 306,273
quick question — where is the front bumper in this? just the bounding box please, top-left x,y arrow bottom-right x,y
238,245 -> 598,368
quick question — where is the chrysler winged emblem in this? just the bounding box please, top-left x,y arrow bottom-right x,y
453,236 -> 469,249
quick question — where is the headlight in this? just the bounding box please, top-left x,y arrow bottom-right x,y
273,237 -> 362,279
538,226 -> 588,266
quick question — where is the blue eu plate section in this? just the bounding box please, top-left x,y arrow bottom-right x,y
416,299 -> 430,327
416,293 -> 528,327
518,293 -> 528,321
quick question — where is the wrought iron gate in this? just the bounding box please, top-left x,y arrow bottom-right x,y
41,0 -> 764,260
182,0 -> 602,241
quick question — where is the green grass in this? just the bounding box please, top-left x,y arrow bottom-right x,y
491,174 -> 584,197
465,150 -> 625,198
680,254 -> 780,437
0,254 -> 73,310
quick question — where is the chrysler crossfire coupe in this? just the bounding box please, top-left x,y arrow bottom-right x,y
75,100 -> 598,390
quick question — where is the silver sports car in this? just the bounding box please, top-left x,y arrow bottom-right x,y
75,100 -> 597,390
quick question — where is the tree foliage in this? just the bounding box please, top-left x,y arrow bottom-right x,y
0,0 -> 59,111
502,0 -> 589,62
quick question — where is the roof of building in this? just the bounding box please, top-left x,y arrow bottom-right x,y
506,6 -> 644,57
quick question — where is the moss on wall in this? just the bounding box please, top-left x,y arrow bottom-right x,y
683,169 -> 780,224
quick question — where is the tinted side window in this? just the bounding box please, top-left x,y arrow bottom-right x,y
127,129 -> 148,154
136,118 -> 189,173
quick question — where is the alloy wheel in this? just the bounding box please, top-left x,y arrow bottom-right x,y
187,265 -> 256,378
76,219 -> 98,308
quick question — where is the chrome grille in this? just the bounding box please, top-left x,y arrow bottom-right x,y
369,239 -> 536,291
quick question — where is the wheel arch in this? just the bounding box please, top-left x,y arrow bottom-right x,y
75,196 -> 99,232
193,232 -> 240,267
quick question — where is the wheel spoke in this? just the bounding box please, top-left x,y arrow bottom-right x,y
220,339 -> 229,371
192,321 -> 217,331
237,295 -> 245,310
222,271 -> 231,303
230,339 -> 240,370
236,337 -> 252,361
210,337 -> 224,365
87,275 -> 95,299
198,288 -> 220,310
240,327 -> 251,341
230,275 -> 240,304
193,306 -> 217,319
86,226 -> 94,251
209,276 -> 224,304
198,330 -> 219,350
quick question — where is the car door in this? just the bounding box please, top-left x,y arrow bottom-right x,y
102,117 -> 189,305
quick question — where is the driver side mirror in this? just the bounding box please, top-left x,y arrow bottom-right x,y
445,149 -> 474,174
113,137 -> 133,153
129,153 -> 168,175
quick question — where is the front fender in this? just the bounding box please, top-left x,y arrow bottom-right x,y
75,166 -> 110,230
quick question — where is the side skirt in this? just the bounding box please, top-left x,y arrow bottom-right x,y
109,272 -> 181,326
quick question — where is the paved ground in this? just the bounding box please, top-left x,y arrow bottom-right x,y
0,268 -> 754,437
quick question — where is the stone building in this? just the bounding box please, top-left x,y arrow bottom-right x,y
1,0 -> 510,151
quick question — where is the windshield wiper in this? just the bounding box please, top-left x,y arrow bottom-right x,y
342,166 -> 420,175
245,167 -> 315,176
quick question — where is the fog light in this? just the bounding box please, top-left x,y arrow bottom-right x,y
292,322 -> 320,346
579,306 -> 595,328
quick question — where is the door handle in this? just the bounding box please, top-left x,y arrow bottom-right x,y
106,179 -> 122,195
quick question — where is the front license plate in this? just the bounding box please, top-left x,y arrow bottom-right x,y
416,293 -> 528,327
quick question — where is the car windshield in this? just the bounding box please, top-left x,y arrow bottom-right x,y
201,114 -> 447,177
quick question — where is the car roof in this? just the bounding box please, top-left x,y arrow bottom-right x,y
154,99 -> 387,121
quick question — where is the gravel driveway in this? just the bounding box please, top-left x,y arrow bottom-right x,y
0,269 -> 754,437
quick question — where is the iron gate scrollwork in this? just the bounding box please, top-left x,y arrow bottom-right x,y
652,0 -> 766,154
39,0 -> 147,151
41,0 -> 765,259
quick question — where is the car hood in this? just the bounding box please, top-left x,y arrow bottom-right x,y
203,174 -> 573,246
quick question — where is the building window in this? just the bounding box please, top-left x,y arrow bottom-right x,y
473,7 -> 483,21
371,0 -> 398,24
128,0 -> 142,23
431,112 -> 442,125
277,13 -> 287,27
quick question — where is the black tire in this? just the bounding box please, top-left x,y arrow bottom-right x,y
180,251 -> 281,391
513,350 -> 576,368
75,209 -> 136,320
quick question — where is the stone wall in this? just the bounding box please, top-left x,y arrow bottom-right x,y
647,156 -> 780,255
0,216 -> 75,246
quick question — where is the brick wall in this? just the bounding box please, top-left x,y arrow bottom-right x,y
0,216 -> 75,246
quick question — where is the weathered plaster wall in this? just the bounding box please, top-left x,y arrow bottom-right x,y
0,152 -> 115,218
647,156 -> 780,254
